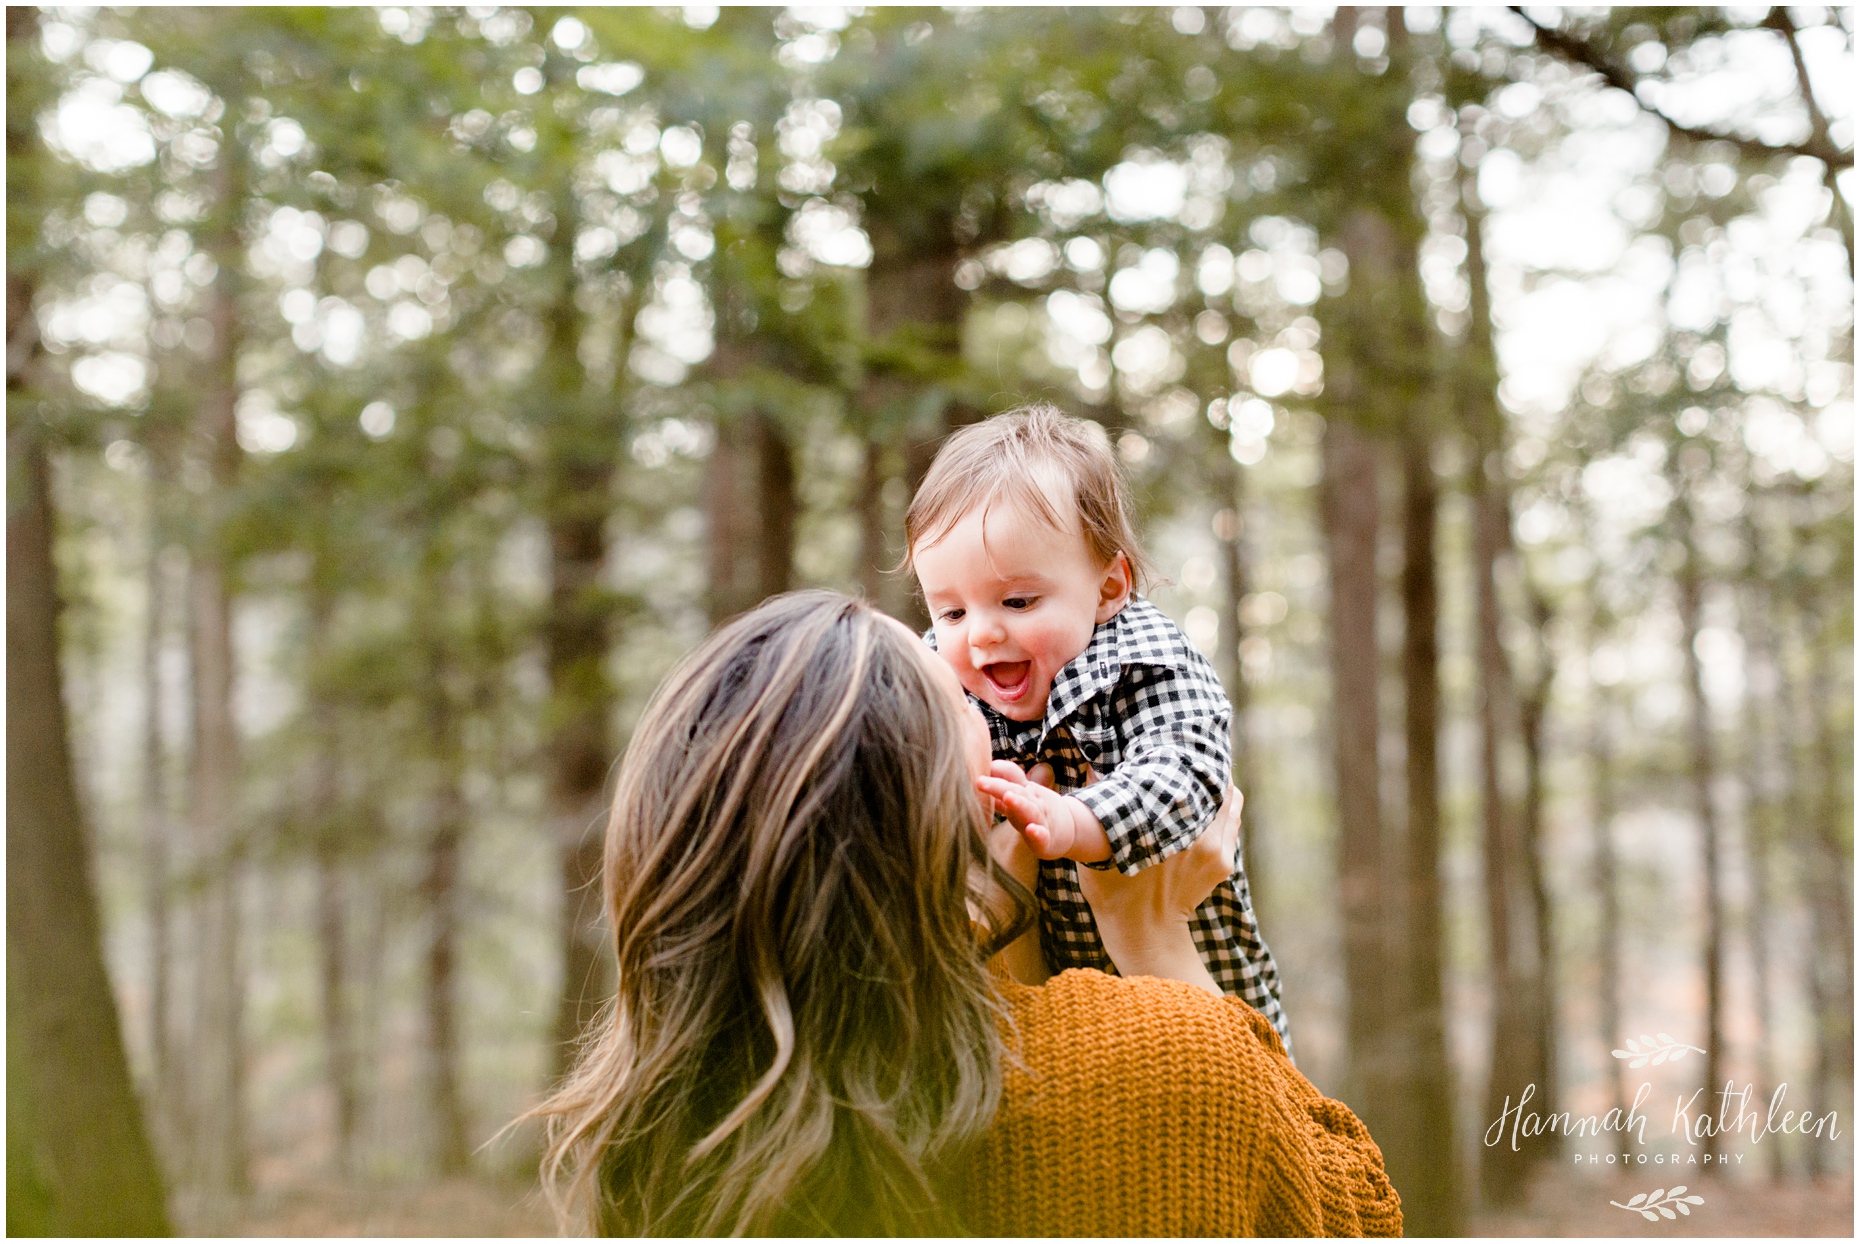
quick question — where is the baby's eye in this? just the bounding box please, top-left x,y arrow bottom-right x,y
937,608 -> 965,624
1003,596 -> 1038,610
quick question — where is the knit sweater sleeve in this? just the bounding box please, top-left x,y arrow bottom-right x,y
963,971 -> 1400,1238
1229,1001 -> 1404,1237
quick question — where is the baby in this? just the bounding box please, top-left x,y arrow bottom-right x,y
906,404 -> 1290,1050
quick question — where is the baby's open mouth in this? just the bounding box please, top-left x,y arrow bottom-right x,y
982,661 -> 1032,702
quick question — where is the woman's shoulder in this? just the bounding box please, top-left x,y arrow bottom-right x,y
1004,968 -> 1291,1059
995,969 -> 1299,1108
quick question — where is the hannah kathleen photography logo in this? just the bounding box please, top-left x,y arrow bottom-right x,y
1610,1186 -> 1706,1222
1481,1031 -> 1842,1228
1611,1034 -> 1704,1068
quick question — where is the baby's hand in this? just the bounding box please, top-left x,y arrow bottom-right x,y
975,761 -> 1111,863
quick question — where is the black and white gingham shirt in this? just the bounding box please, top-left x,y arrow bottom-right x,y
929,595 -> 1291,1053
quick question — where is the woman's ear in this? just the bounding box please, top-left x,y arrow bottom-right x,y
1094,552 -> 1133,623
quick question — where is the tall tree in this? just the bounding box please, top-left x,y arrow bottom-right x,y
525,8 -> 666,1072
1319,418 -> 1395,1115
1581,507 -> 1630,1165
1457,103 -> 1545,1206
184,127 -> 252,1206
1514,577 -> 1559,1163
1313,10 -> 1398,1162
1668,465 -> 1726,1161
139,452 -> 177,1145
418,543 -> 472,1173
1308,9 -> 1461,1228
1796,578 -> 1854,1162
1386,15 -> 1462,1231
1735,550 -> 1786,1181
304,567 -> 359,1172
6,12 -> 171,1231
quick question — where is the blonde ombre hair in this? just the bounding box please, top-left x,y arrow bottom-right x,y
904,403 -> 1155,589
531,591 -> 1032,1236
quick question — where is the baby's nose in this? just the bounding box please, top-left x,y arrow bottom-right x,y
969,611 -> 1009,646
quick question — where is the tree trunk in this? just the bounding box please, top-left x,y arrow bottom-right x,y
306,581 -> 357,1173
750,410 -> 796,602
183,151 -> 250,1203
1321,417 -> 1400,1137
1473,466 -> 1539,1205
1671,494 -> 1725,1162
1399,427 -> 1461,1234
1735,575 -> 1784,1181
422,633 -> 470,1173
314,843 -> 356,1171
141,476 -> 175,1138
1772,585 -> 1824,1176
1800,596 -> 1854,1162
1584,565 -> 1630,1163
1314,17 -> 1454,1211
1211,454 -> 1253,875
857,438 -> 889,607
1516,585 -> 1558,1165
7,425 -> 173,1236
859,241 -> 973,631
547,478 -> 615,1078
1458,121 -> 1543,1204
542,279 -> 618,1078
188,518 -> 247,1203
8,71 -> 172,1217
416,542 -> 471,1172
354,860 -> 392,1168
704,415 -> 750,625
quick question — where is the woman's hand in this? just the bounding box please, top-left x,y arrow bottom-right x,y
1076,783 -> 1242,996
979,762 -> 1047,986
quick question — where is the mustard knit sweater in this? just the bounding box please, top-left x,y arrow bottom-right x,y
960,969 -> 1403,1237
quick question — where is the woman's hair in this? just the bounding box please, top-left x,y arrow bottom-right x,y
532,591 -> 1032,1236
903,403 -> 1155,589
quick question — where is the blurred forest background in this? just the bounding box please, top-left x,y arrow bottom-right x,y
7,5 -> 1852,1237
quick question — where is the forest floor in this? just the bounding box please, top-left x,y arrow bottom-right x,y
204,1169 -> 1853,1236
215,1176 -> 554,1237
1472,1169 -> 1853,1237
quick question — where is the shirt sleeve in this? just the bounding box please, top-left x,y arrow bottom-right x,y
1070,654 -> 1232,875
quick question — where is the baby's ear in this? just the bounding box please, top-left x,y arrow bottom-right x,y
1094,551 -> 1133,623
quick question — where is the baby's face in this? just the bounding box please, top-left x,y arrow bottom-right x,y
913,494 -> 1129,722
886,615 -> 994,784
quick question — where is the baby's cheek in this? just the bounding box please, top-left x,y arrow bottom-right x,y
1027,621 -> 1077,677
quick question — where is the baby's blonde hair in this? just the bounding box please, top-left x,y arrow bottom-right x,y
904,404 -> 1154,590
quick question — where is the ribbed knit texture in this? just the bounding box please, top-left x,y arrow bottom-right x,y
961,969 -> 1403,1237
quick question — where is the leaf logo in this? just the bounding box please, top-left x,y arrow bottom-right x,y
1610,1185 -> 1704,1221
1610,1033 -> 1706,1068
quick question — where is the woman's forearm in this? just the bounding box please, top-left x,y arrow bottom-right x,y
1077,783 -> 1241,995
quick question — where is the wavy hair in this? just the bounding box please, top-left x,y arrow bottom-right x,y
531,591 -> 1033,1236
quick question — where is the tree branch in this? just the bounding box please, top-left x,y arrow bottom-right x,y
1766,8 -> 1836,155
1767,6 -> 1854,271
1510,7 -> 1854,171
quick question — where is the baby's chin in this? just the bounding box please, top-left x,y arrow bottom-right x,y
990,699 -> 1047,722
975,683 -> 1050,722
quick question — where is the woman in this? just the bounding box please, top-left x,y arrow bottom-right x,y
533,591 -> 1400,1236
